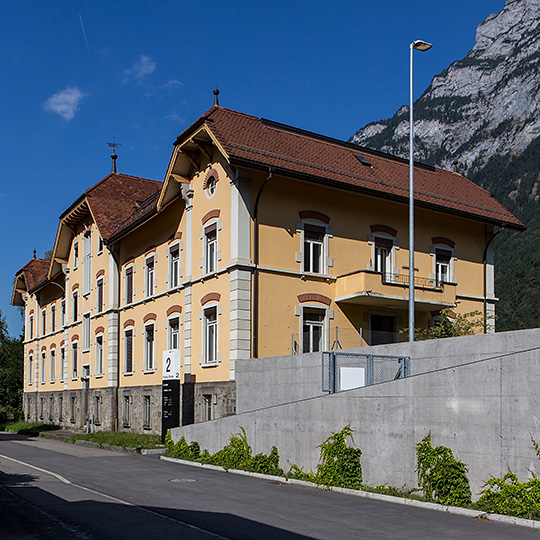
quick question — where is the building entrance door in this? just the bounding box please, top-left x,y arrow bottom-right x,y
370,314 -> 396,345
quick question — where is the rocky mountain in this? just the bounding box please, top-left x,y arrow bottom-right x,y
351,0 -> 540,175
351,0 -> 540,332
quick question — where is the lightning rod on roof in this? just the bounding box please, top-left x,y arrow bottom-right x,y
213,85 -> 220,106
107,138 -> 121,173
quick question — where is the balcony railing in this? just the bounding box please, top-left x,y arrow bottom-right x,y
381,272 -> 442,290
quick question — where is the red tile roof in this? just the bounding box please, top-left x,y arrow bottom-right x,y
82,173 -> 162,239
188,107 -> 523,230
15,258 -> 50,292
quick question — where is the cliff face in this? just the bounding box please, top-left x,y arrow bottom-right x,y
351,0 -> 540,174
351,0 -> 540,332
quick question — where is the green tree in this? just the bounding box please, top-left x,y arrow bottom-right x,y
0,312 -> 24,420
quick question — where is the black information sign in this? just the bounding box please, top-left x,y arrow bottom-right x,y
161,379 -> 180,442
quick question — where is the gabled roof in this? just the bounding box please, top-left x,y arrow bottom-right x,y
65,173 -> 162,239
166,106 -> 524,230
12,258 -> 50,306
49,173 -> 161,279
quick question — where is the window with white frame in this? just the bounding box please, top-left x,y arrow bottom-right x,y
41,352 -> 46,383
61,300 -> 66,327
303,224 -> 325,273
168,317 -> 180,350
41,309 -> 47,335
82,313 -> 91,350
72,290 -> 79,322
302,307 -> 325,353
204,224 -> 218,274
169,244 -> 180,288
50,349 -> 56,382
96,278 -> 104,313
28,354 -> 33,384
51,305 -> 56,332
124,329 -> 133,373
73,241 -> 79,269
95,335 -> 104,376
144,323 -> 155,371
203,306 -> 218,364
125,266 -> 134,304
60,347 -> 65,381
71,342 -> 78,379
143,395 -> 151,428
374,237 -> 393,278
29,315 -> 34,339
145,256 -> 155,297
97,236 -> 103,254
434,248 -> 452,286
83,231 -> 92,294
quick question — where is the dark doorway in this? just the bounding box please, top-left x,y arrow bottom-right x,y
370,314 -> 396,345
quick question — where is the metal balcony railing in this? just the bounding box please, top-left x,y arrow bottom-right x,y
381,272 -> 442,289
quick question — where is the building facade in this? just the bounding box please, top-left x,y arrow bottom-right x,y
12,106 -> 524,433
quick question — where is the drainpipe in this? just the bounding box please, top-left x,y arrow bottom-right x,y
252,167 -> 273,359
483,227 -> 504,333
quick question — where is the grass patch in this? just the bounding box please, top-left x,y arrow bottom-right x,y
69,431 -> 163,451
1,421 -> 60,435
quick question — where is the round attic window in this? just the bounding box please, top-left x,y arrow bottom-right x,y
204,168 -> 219,199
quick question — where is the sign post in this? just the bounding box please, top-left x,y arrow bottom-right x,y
161,350 -> 181,443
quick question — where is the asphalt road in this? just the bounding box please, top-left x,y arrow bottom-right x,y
0,432 -> 536,540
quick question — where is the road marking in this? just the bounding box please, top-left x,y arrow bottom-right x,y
0,452 -> 231,539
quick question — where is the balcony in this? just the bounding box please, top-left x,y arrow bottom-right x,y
335,270 -> 456,311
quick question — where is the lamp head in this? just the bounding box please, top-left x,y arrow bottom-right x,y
412,40 -> 432,51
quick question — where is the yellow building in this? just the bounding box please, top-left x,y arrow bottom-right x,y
12,105 -> 523,433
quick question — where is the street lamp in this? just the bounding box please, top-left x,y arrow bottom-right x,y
409,39 -> 432,343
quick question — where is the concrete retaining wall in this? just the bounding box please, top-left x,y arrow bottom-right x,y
172,329 -> 540,497
236,329 -> 540,412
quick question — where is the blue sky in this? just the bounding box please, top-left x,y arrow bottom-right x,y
2,0 -> 506,336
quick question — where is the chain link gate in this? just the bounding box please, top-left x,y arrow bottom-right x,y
322,351 -> 410,393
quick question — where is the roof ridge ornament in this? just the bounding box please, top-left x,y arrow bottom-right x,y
213,85 -> 220,106
107,138 -> 121,173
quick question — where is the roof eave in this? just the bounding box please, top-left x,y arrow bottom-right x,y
228,156 -> 525,232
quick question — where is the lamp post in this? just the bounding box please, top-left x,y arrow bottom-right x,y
409,39 -> 432,343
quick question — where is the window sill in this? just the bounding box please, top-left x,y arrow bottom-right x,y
95,373 -> 103,379
71,376 -> 78,380
201,361 -> 219,368
143,369 -> 156,375
123,371 -> 134,376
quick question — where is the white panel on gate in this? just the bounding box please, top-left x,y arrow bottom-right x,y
340,367 -> 365,391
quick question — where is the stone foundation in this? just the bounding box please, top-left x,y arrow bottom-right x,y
23,380 -> 237,434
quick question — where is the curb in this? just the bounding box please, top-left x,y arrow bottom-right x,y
160,455 -> 540,530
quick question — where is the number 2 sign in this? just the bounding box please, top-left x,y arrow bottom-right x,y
162,350 -> 181,380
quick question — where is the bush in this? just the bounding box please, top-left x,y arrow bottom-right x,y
70,431 -> 162,451
416,432 -> 472,506
315,425 -> 362,489
476,435 -> 540,520
165,428 -> 284,476
3,421 -> 59,435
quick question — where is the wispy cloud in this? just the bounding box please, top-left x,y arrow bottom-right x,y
160,79 -> 183,89
164,112 -> 185,124
44,87 -> 85,121
124,55 -> 156,83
